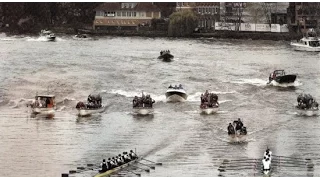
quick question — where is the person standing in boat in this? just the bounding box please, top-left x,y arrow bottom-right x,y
228,123 -> 235,135
99,159 -> 108,173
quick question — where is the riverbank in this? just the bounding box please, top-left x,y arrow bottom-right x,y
1,27 -> 302,41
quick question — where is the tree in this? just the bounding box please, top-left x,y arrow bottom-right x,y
168,10 -> 198,37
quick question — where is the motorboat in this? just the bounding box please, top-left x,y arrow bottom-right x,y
227,119 -> 247,143
73,34 -> 92,40
165,84 -> 187,102
290,28 -> 320,52
132,92 -> 155,115
267,70 -> 297,84
296,93 -> 319,116
200,90 -> 219,114
40,29 -> 56,41
158,50 -> 174,62
30,94 -> 56,117
76,94 -> 106,117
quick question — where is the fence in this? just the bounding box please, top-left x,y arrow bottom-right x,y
215,22 -> 289,33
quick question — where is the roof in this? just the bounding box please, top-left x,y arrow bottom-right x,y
36,95 -> 55,98
94,19 -> 152,27
95,2 -> 160,12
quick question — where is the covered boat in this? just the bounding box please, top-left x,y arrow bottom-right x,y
165,84 -> 187,102
158,50 -> 174,62
30,94 -> 56,117
290,29 -> 320,52
200,90 -> 219,114
267,70 -> 297,84
132,92 -> 155,115
296,93 -> 319,116
76,94 -> 106,117
40,29 -> 56,41
227,118 -> 247,142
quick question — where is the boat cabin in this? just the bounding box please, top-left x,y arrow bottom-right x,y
35,95 -> 56,108
273,70 -> 285,77
298,37 -> 320,47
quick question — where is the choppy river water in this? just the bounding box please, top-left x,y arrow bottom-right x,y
0,33 -> 319,177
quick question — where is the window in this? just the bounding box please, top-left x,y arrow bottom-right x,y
127,11 -> 132,17
122,11 -> 126,17
133,12 -> 136,17
117,11 -> 121,17
198,8 -> 201,14
129,3 -> 132,8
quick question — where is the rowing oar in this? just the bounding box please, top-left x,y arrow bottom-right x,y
125,169 -> 141,177
137,162 -> 156,170
141,158 -> 162,165
130,165 -> 150,173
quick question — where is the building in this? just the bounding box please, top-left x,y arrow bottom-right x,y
287,2 -> 320,33
221,2 -> 288,24
176,2 -> 220,30
93,2 -> 161,30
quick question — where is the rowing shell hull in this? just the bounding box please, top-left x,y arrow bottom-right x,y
133,108 -> 154,115
94,157 -> 140,177
296,108 -> 319,116
200,107 -> 219,114
78,106 -> 106,117
32,107 -> 55,117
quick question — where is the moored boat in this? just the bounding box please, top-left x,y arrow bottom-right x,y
158,50 -> 174,62
73,33 -> 92,40
30,94 -> 56,117
40,29 -> 56,41
133,92 -> 155,115
76,94 -> 106,117
290,29 -> 320,52
200,90 -> 219,114
165,84 -> 187,102
267,70 -> 297,85
296,93 -> 319,116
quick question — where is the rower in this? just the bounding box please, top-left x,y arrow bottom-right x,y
228,123 -> 235,135
123,152 -> 131,163
264,148 -> 272,161
129,150 -> 138,160
106,158 -> 111,170
99,159 -> 108,173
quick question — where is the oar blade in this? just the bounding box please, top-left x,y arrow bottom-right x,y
150,166 -> 155,170
69,170 -> 77,174
156,162 -> 162,166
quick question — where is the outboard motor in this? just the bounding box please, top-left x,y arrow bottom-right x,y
240,126 -> 247,135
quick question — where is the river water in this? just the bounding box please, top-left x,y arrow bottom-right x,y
0,33 -> 319,177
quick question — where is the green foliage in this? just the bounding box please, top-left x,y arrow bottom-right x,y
168,10 -> 198,37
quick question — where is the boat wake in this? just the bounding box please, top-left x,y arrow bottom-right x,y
229,78 -> 268,87
26,36 -> 66,42
267,80 -> 302,87
108,89 -> 234,103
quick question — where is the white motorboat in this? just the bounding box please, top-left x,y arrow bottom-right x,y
290,29 -> 320,52
296,107 -> 319,116
133,107 -> 154,115
78,106 -> 107,117
30,94 -> 56,117
132,93 -> 155,115
76,94 -> 105,117
40,29 -> 56,41
165,85 -> 187,102
200,91 -> 219,114
200,107 -> 219,115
